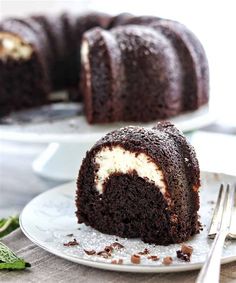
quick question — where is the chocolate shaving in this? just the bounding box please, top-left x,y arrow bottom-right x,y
63,238 -> 79,247
147,255 -> 159,261
131,254 -> 141,264
110,242 -> 124,250
181,244 -> 193,256
176,250 -> 190,262
84,249 -> 96,255
97,251 -> 111,259
111,259 -> 123,264
66,233 -> 74,237
104,245 -> 114,253
83,242 -> 125,259
162,256 -> 173,265
138,248 -> 150,255
176,244 -> 193,262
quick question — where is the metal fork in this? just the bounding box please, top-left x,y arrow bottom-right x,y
196,184 -> 236,283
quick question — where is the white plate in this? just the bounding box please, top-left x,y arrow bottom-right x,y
0,103 -> 214,143
20,171 -> 236,273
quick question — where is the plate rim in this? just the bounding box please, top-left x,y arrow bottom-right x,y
19,171 -> 236,273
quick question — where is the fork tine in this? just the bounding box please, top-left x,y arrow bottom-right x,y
196,184 -> 234,283
229,185 -> 236,238
208,184 -> 224,239
216,184 -> 231,233
219,184 -> 235,237
220,184 -> 231,231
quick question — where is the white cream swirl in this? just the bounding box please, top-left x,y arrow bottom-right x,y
94,145 -> 167,195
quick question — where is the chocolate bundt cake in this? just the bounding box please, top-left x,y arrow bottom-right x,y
0,12 -> 209,123
76,122 -> 201,245
81,16 -> 209,123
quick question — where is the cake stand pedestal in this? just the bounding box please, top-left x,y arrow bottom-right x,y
32,142 -> 94,181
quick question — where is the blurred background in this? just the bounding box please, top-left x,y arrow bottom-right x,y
1,0 -> 236,127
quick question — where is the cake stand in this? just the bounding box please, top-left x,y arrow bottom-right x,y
0,102 -> 215,181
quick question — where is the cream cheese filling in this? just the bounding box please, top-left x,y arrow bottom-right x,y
94,145 -> 167,195
0,33 -> 33,60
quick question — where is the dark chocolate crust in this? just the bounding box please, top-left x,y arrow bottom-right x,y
76,122 -> 200,245
0,12 -> 209,121
117,15 -> 209,110
31,14 -> 67,90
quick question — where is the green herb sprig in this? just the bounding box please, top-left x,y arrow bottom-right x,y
0,242 -> 31,270
0,216 -> 30,270
0,216 -> 19,239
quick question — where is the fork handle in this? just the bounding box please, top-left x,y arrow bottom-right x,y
196,231 -> 227,283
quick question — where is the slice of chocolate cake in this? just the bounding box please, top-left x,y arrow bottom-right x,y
76,122 -> 201,245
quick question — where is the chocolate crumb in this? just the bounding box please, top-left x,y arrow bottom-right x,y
111,259 -> 117,264
111,259 -> 123,264
63,238 -> 79,247
97,251 -> 111,258
84,249 -> 96,255
131,254 -> 141,264
181,244 -> 193,256
198,221 -> 203,231
96,243 -> 121,258
176,250 -> 190,262
138,248 -> 150,255
176,244 -> 193,262
147,255 -> 159,261
104,245 -> 114,253
162,256 -> 173,265
66,233 -> 74,237
110,242 -> 124,250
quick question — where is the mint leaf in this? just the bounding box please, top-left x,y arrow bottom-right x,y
0,242 -> 31,270
0,216 -> 19,238
0,216 -> 30,270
